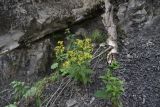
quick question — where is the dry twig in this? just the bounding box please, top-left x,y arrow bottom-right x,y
49,78 -> 72,107
91,46 -> 112,61
45,79 -> 65,107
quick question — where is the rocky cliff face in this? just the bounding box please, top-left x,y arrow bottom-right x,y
0,0 -> 100,53
0,0 -> 160,107
117,0 -> 160,33
0,0 -> 102,87
0,39 -> 52,86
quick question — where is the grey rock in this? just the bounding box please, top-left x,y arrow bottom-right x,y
0,38 -> 52,87
89,97 -> 95,104
0,0 -> 101,54
117,0 -> 160,33
66,99 -> 78,107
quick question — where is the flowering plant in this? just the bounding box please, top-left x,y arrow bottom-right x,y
54,38 -> 93,84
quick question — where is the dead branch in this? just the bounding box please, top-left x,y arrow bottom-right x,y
49,78 -> 72,107
91,46 -> 112,61
102,0 -> 118,64
45,79 -> 65,107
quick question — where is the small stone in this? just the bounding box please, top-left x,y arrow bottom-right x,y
127,54 -> 132,58
142,95 -> 146,104
66,99 -> 77,107
89,97 -> 95,104
99,43 -> 106,47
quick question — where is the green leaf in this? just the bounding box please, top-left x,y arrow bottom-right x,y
35,96 -> 41,107
60,69 -> 69,76
23,87 -> 37,98
109,60 -> 120,70
95,90 -> 108,99
51,63 -> 59,70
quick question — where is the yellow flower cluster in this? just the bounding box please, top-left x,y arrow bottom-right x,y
54,39 -> 93,68
62,38 -> 93,67
54,41 -> 65,55
62,61 -> 70,68
75,39 -> 93,52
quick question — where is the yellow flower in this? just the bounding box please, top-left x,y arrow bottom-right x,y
75,39 -> 84,49
68,51 -> 75,57
77,61 -> 82,65
58,41 -> 63,45
54,41 -> 65,55
63,61 -> 70,68
84,52 -> 92,59
70,57 -> 77,62
79,56 -> 83,61
85,38 -> 91,44
55,39 -> 93,66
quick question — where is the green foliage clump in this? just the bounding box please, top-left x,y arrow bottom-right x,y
54,38 -> 93,84
95,61 -> 124,107
10,81 -> 29,100
7,73 -> 57,107
34,73 -> 58,97
54,41 -> 67,64
90,29 -> 105,43
52,28 -> 93,84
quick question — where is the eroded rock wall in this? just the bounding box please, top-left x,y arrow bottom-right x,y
0,0 -> 102,88
0,0 -> 101,54
0,38 -> 52,87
